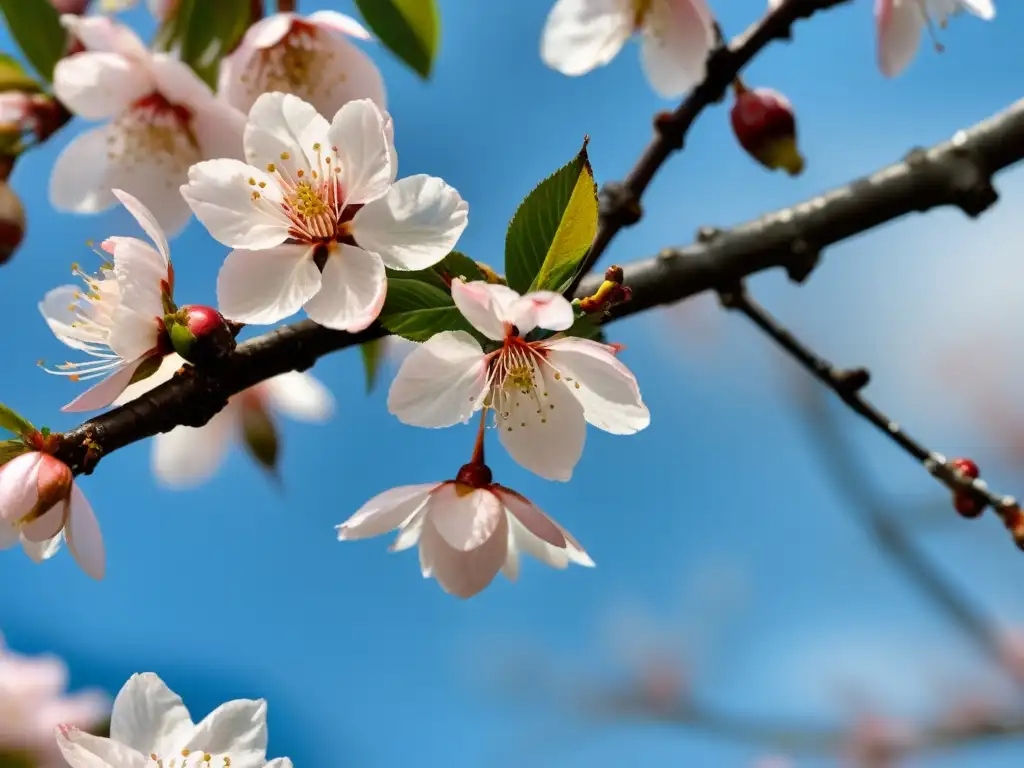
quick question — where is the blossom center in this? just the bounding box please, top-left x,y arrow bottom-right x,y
109,93 -> 199,184
147,749 -> 234,767
484,336 -> 563,432
244,20 -> 346,101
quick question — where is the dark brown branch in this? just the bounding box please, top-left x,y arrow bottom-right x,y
52,97 -> 1024,476
564,0 -> 854,297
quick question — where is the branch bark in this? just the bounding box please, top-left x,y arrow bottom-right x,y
52,98 -> 1024,475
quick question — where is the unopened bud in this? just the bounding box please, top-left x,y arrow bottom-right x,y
17,454 -> 72,541
730,83 -> 804,176
49,0 -> 91,13
166,305 -> 235,365
953,491 -> 984,519
604,265 -> 624,284
0,181 -> 25,265
241,402 -> 279,475
951,457 -> 980,479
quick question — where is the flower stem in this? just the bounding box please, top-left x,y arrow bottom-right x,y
470,410 -> 487,466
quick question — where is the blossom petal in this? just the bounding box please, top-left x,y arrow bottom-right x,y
109,235 -> 168,317
260,372 -> 334,422
111,188 -> 169,266
55,726 -> 150,768
876,0 -> 922,77
181,159 -> 290,249
390,506 -> 427,552
0,452 -> 43,525
152,407 -> 236,489
109,673 -> 193,755
963,0 -> 995,19
308,9 -> 373,39
492,487 -> 566,549
243,91 -> 327,176
50,126 -> 115,215
60,14 -> 148,57
65,484 -> 105,580
540,0 -> 633,76
501,532 -> 520,582
496,486 -> 594,567
508,291 -> 575,335
497,366 -> 585,482
302,245 -> 386,332
449,279 -> 521,341
0,521 -> 19,549
39,286 -> 109,351
61,357 -> 147,413
327,98 -> 392,205
20,498 -> 68,543
639,0 -> 716,98
418,486 -> 509,599
53,51 -> 151,120
544,336 -> 649,434
21,534 -> 63,563
217,244 -> 321,325
351,174 -> 469,271
113,353 -> 186,407
337,483 -> 436,540
183,699 -> 267,766
107,310 -> 160,361
387,331 -> 489,427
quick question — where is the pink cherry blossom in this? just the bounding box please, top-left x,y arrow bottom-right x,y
51,14 -> 245,234
181,92 -> 468,331
388,280 -> 650,481
219,11 -> 386,118
338,465 -> 593,599
875,0 -> 994,77
0,636 -> 109,766
39,190 -> 174,413
541,0 -> 716,98
0,450 -> 105,579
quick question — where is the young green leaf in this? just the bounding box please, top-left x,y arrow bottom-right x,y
380,278 -> 475,342
436,251 -> 485,283
0,0 -> 65,83
0,438 -> 29,468
563,312 -> 605,342
504,139 -> 598,295
0,53 -> 40,92
354,0 -> 439,79
360,338 -> 385,393
177,0 -> 252,89
0,402 -> 34,437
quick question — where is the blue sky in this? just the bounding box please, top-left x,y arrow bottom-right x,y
2,0 -> 1024,765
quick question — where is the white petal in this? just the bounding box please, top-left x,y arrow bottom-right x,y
50,126 -> 115,215
246,12 -> 296,48
39,286 -> 106,352
0,452 -> 43,526
450,279 -> 521,341
65,484 -> 105,580
390,505 -> 427,552
308,9 -> 373,39
20,498 -> 68,543
327,98 -> 392,205
243,91 -> 328,177
55,726 -> 150,768
109,236 -> 168,317
113,352 -> 186,407
352,175 -> 468,271
387,331 -> 489,428
181,159 -> 289,249
61,357 -> 147,413
302,244 -> 386,332
496,486 -> 594,567
639,0 -> 716,97
545,336 -> 650,434
501,532 -> 520,582
259,372 -> 334,422
961,0 -> 995,19
191,98 -> 248,162
265,761 -> 294,768
53,51 -> 151,120
0,520 -> 19,549
109,672 -> 193,754
152,407 -> 236,489
540,0 -> 633,76
497,365 -> 585,482
876,0 -> 923,77
112,188 -> 170,266
107,309 -> 160,361
493,488 -> 566,548
183,699 -> 267,765
21,533 -> 63,562
60,14 -> 148,56
418,486 -> 509,599
507,291 -> 575,335
337,483 -> 436,540
216,244 -> 321,325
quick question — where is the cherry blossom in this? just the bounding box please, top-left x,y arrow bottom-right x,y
110,352 -> 335,487
55,672 -> 276,768
875,0 -> 994,76
219,11 -> 386,118
388,280 -> 650,481
97,0 -> 179,20
338,460 -> 593,599
39,189 -> 174,413
0,449 -> 105,580
181,92 -> 469,331
51,14 -> 245,234
0,636 -> 109,767
541,0 -> 716,98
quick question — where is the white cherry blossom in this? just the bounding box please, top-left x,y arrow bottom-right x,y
338,467 -> 593,599
876,0 -> 994,76
51,14 -> 245,234
55,672 -> 274,768
39,190 -> 174,413
0,450 -> 105,580
181,92 -> 468,331
219,11 -> 386,118
541,0 -> 716,98
388,280 -> 650,481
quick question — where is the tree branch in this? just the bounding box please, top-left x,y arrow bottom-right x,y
52,97 -> 1024,476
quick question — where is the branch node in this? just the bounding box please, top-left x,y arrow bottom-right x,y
715,282 -> 745,310
948,146 -> 999,217
784,237 -> 821,283
599,182 -> 643,228
653,111 -> 685,150
696,225 -> 722,243
834,366 -> 871,393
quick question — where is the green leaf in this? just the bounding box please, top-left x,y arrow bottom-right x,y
504,139 -> 598,295
0,402 -> 34,437
0,438 -> 29,468
360,338 -> 385,393
177,0 -> 252,89
563,312 -> 605,341
380,279 -> 475,342
0,749 -> 36,768
355,0 -> 439,79
436,250 -> 485,283
0,53 -> 40,92
0,0 -> 65,82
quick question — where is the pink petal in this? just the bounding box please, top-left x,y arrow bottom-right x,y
507,290 -> 575,335
337,483 -> 436,540
61,357 -> 147,413
65,484 -> 105,580
449,279 -> 521,341
0,451 -> 43,525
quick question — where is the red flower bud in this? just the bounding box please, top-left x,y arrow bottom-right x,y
730,83 -> 804,176
953,491 -> 984,519
455,461 -> 493,489
0,182 -> 25,266
166,305 -> 235,365
951,457 -> 980,479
